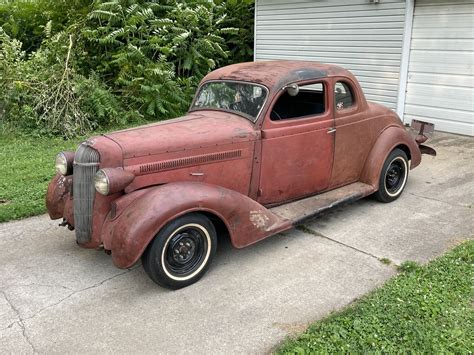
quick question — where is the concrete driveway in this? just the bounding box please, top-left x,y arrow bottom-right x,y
1,132 -> 472,354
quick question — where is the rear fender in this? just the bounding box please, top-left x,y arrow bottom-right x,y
102,182 -> 290,268
360,126 -> 421,189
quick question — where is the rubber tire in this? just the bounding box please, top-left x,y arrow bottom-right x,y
142,213 -> 217,290
374,148 -> 409,203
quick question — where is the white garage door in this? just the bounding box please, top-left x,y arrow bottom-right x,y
255,0 -> 407,111
404,0 -> 474,136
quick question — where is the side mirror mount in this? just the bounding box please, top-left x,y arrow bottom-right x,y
286,83 -> 299,97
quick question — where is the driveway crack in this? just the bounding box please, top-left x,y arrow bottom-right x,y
296,225 -> 395,266
3,283 -> 74,291
21,265 -> 141,322
0,266 -> 140,338
407,192 -> 470,209
1,290 -> 37,353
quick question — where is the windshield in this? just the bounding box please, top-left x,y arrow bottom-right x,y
190,81 -> 268,122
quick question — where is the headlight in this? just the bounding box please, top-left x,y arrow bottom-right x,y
55,152 -> 74,175
94,169 -> 110,195
94,168 -> 135,195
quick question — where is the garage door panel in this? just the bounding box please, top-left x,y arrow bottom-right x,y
405,104 -> 473,124
406,95 -> 472,112
411,27 -> 474,39
406,84 -> 474,111
403,0 -> 474,136
404,115 -> 474,136
409,51 -> 474,65
408,62 -> 473,75
411,38 -> 474,50
412,14 -> 473,27
407,83 -> 473,100
407,73 -> 473,88
414,3 -> 474,15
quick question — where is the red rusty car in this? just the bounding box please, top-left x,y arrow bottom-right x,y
46,61 -> 435,289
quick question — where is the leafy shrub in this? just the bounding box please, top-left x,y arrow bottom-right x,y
0,30 -> 123,137
217,0 -> 255,64
0,0 -> 255,137
0,0 -> 93,53
82,0 -> 239,119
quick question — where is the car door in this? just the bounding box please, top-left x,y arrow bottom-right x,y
256,80 -> 335,205
328,78 -> 375,189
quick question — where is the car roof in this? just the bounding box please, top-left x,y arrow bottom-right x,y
202,60 -> 351,90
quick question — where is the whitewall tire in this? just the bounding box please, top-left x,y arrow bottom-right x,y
142,213 -> 217,289
374,148 -> 409,203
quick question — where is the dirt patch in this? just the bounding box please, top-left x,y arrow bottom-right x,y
273,321 -> 309,335
0,199 -> 10,205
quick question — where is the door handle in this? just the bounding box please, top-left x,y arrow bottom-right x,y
327,128 -> 336,134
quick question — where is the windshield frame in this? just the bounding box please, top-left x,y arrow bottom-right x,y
188,80 -> 270,123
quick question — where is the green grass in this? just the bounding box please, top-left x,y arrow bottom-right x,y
277,241 -> 474,354
0,121 -> 149,223
0,134 -> 80,222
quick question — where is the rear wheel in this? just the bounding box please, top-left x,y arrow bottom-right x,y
374,148 -> 409,203
142,213 -> 217,289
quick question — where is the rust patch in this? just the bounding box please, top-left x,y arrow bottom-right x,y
249,210 -> 270,231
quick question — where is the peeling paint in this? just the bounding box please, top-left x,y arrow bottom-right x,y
249,210 -> 270,231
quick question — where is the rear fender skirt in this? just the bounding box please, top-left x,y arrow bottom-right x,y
101,182 -> 290,268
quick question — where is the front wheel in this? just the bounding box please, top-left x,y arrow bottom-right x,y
374,148 -> 409,203
142,213 -> 217,289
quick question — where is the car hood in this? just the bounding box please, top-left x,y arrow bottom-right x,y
103,111 -> 258,159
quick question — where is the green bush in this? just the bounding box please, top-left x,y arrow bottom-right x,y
82,0 -> 239,119
0,0 -> 93,53
217,0 -> 255,65
0,0 -> 255,137
0,30 -> 123,137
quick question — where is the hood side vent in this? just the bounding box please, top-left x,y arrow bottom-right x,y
139,150 -> 242,175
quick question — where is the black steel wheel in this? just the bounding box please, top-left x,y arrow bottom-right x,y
374,148 -> 409,203
142,213 -> 217,289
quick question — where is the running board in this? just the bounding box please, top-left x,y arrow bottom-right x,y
269,182 -> 375,225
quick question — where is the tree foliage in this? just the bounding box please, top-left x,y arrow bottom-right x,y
0,0 -> 255,137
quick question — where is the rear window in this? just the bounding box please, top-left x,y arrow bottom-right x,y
335,82 -> 354,111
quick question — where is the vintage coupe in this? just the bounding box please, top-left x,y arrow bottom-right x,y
47,61 -> 435,289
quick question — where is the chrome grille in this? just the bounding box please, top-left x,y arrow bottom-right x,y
73,144 -> 100,244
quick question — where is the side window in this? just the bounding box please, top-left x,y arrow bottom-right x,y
334,82 -> 354,111
270,82 -> 325,120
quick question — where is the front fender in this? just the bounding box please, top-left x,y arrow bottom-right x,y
360,126 -> 421,189
102,182 -> 290,268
